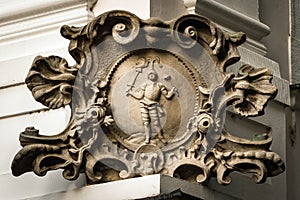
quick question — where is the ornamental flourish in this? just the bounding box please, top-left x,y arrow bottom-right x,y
11,10 -> 284,185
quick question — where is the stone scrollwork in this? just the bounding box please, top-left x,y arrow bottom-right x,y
11,10 -> 284,185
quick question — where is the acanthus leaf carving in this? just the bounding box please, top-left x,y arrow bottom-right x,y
232,64 -> 277,117
26,55 -> 78,109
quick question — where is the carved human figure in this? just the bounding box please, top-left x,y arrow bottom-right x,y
127,69 -> 177,143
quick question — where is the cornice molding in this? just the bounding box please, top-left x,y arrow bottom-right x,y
183,0 -> 197,14
0,0 -> 88,43
0,0 -> 86,25
184,0 -> 271,55
195,0 -> 270,40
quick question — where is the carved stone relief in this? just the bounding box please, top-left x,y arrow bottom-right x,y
11,10 -> 284,185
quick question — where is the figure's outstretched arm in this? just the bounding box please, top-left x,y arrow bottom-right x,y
161,86 -> 177,99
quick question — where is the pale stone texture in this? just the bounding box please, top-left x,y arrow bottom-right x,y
92,0 -> 150,19
0,48 -> 73,88
26,175 -> 239,200
0,1 -> 89,199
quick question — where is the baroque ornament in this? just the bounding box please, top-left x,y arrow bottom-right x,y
11,10 -> 284,185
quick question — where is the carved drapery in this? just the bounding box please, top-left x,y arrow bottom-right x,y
11,10 -> 284,185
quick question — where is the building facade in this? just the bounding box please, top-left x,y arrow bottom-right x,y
0,0 -> 298,199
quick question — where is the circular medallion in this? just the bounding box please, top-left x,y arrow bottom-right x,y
106,49 -> 206,151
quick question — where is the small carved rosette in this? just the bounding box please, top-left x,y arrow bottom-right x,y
11,10 -> 284,185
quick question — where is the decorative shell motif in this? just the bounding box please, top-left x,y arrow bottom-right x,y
26,55 -> 77,109
232,64 -> 277,117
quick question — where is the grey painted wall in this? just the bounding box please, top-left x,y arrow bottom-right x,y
291,0 -> 300,84
214,0 -> 259,19
259,0 -> 290,81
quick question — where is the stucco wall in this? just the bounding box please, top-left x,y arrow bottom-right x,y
0,0 -> 293,199
0,1 -> 89,199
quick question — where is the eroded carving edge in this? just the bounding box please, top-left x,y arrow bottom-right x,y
11,10 -> 284,186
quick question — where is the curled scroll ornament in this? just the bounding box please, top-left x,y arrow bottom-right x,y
11,10 -> 284,185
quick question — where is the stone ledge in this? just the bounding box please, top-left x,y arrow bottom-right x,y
195,0 -> 270,40
26,175 -> 238,200
189,0 -> 270,55
0,0 -> 86,24
0,0 -> 88,44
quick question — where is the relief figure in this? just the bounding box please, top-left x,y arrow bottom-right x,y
126,67 -> 177,144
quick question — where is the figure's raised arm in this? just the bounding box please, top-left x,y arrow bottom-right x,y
126,84 -> 146,100
161,84 -> 177,99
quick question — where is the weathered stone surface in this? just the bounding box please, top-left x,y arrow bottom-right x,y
11,10 -> 284,186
